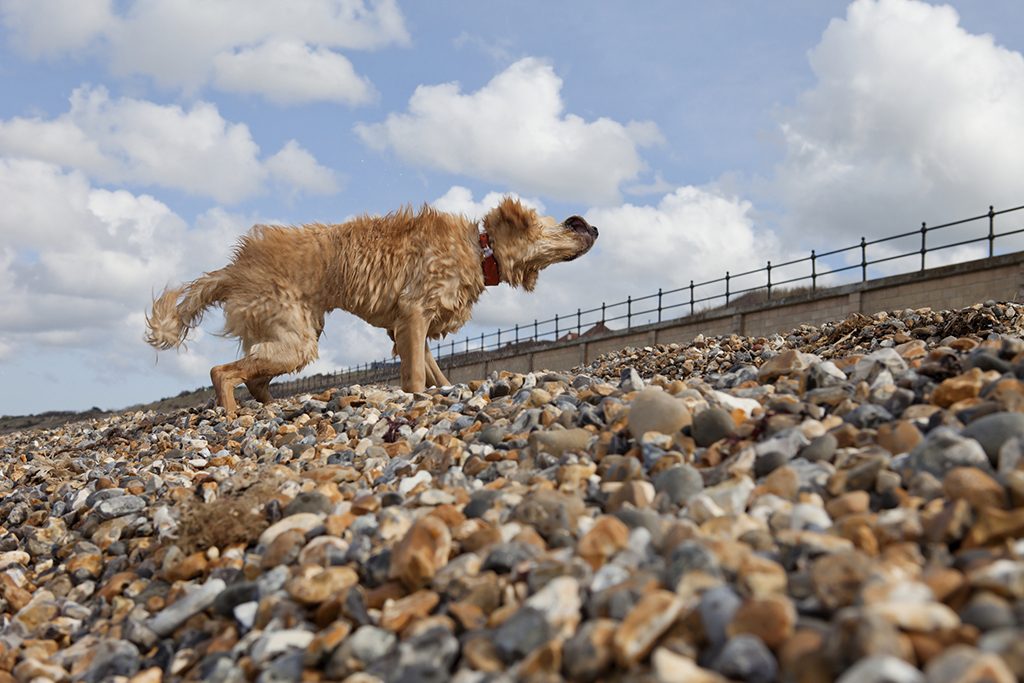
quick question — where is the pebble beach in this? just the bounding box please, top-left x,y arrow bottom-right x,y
4,302 -> 1024,682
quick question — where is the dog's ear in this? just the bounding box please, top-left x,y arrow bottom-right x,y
522,269 -> 538,292
488,197 -> 535,234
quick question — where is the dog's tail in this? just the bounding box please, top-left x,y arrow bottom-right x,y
145,270 -> 228,350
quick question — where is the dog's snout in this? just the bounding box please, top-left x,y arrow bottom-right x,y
591,225 -> 599,237
564,215 -> 597,237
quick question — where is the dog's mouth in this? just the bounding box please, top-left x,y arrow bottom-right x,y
562,215 -> 598,261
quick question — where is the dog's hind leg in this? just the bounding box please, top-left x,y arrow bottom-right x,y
211,358 -> 263,418
394,312 -> 427,393
212,327 -> 319,417
245,376 -> 274,404
424,343 -> 450,387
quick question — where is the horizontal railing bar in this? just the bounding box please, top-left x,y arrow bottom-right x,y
869,251 -> 918,266
814,262 -> 863,278
866,228 -> 927,245
771,254 -> 814,269
815,243 -> 862,258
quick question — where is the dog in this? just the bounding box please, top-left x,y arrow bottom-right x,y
145,198 -> 598,416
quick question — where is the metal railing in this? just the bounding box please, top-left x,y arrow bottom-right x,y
274,203 -> 1024,394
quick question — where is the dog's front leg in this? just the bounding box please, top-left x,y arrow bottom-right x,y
424,343 -> 450,387
394,312 -> 427,393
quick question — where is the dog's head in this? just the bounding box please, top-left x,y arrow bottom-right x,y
483,197 -> 598,291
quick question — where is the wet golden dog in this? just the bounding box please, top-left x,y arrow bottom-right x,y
146,198 -> 598,416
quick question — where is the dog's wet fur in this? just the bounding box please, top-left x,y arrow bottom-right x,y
146,198 -> 598,416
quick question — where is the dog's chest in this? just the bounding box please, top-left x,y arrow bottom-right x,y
426,272 -> 483,337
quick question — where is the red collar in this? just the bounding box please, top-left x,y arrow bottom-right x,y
479,228 -> 501,286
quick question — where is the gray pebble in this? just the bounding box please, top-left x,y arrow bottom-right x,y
94,495 -> 146,520
800,433 -> 838,463
494,607 -> 552,663
653,465 -> 703,506
283,491 -> 333,517
962,412 -> 1024,464
692,407 -> 736,447
711,634 -> 778,683
906,426 -> 990,478
147,578 -> 226,637
699,585 -> 741,648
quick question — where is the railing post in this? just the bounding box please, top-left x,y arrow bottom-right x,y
534,319 -> 538,341
860,237 -> 867,282
465,337 -> 469,353
480,332 -> 484,351
657,288 -> 662,322
554,314 -> 559,340
496,328 -> 501,347
515,323 -> 519,345
601,303 -> 606,324
627,296 -> 632,330
811,250 -> 817,292
989,205 -> 995,257
577,308 -> 582,336
725,272 -> 730,305
451,338 -> 455,358
766,261 -> 772,300
689,280 -> 695,315
920,222 -> 926,271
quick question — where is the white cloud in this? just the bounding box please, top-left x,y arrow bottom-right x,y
356,58 -> 661,205
212,39 -> 376,105
0,0 -> 113,59
437,185 -> 777,335
581,186 -> 779,307
431,185 -> 545,218
266,140 -> 342,197
0,86 -> 337,203
0,156 -> 391,396
0,158 -> 253,382
774,0 -> 1024,244
1,0 -> 407,104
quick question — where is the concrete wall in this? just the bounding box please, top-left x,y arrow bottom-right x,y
281,252 -> 1024,392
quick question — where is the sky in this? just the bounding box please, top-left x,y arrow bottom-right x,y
2,0 -> 1024,415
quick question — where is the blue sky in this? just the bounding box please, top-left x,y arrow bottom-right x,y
1,0 -> 1023,415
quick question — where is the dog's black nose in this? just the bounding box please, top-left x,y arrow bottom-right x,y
592,225 -> 599,236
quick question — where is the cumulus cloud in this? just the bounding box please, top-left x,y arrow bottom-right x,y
773,0 -> 1024,245
0,155 -> 381,402
0,159 -> 181,337
581,186 -> 780,309
0,0 -> 407,104
0,0 -> 113,59
432,185 -> 545,218
356,58 -> 662,205
0,158 -> 251,383
266,140 -> 342,197
0,86 -> 337,202
212,39 -> 376,105
431,185 -> 776,338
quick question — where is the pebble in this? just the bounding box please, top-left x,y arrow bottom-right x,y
147,578 -> 226,636
837,655 -> 925,683
962,411 -> 1024,463
691,406 -> 736,447
2,302 -> 1024,681
612,590 -> 684,666
389,515 -> 451,589
627,387 -> 691,438
711,634 -> 778,683
653,464 -> 704,505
